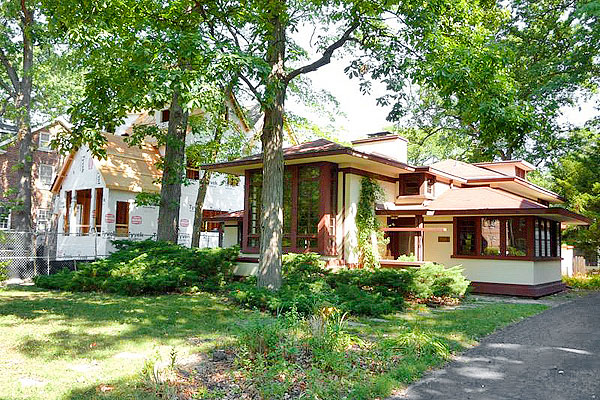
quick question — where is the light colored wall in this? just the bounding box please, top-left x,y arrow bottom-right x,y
423,218 -> 561,285
380,180 -> 397,203
223,224 -> 239,248
423,221 -> 453,267
432,181 -> 451,197
351,138 -> 408,163
534,260 -> 562,284
342,173 -> 362,264
561,245 -> 574,277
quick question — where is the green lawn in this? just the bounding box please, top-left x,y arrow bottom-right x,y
0,286 -> 548,400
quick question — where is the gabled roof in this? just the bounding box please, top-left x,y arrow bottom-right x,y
52,134 -> 162,194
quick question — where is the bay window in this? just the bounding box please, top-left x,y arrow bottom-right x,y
244,163 -> 336,255
454,216 -> 561,260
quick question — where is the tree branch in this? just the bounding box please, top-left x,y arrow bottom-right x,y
240,74 -> 264,106
0,48 -> 20,93
285,20 -> 360,83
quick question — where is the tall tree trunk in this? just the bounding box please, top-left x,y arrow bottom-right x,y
257,7 -> 286,290
157,90 -> 189,242
191,169 -> 212,247
11,5 -> 34,232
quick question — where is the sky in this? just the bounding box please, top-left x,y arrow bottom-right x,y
289,50 -> 600,144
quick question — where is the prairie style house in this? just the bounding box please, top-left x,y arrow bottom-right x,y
50,107 -> 248,259
204,133 -> 590,297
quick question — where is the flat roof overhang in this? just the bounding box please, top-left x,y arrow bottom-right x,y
464,177 -> 565,203
202,148 -> 415,178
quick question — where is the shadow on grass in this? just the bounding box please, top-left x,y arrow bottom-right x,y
58,376 -> 160,400
0,285 -> 264,361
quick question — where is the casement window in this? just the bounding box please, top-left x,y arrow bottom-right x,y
515,167 -> 526,179
115,201 -> 129,237
454,216 -> 560,260
38,132 -> 51,150
0,207 -> 9,230
244,163 -> 337,255
39,164 -> 54,187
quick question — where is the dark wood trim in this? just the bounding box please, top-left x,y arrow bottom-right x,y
415,215 -> 424,261
470,281 -> 566,298
433,207 -> 590,224
526,216 -> 535,259
376,209 -> 427,216
500,217 -> 507,257
380,260 -> 426,268
381,227 -> 447,232
236,257 -> 259,263
318,163 -> 332,254
242,170 -> 251,253
452,218 -> 458,256
337,167 -> 397,183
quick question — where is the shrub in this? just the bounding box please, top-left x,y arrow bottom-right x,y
0,260 -> 8,283
34,240 -> 239,295
563,273 -> 600,290
410,263 -> 470,298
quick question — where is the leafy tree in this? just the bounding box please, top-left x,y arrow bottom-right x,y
551,128 -> 600,259
372,0 -> 600,164
44,0 -> 241,242
0,0 -> 82,230
216,0 -> 419,289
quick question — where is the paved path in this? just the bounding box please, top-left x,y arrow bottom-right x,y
394,293 -> 600,400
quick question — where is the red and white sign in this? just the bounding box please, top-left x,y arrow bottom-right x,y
131,215 -> 142,225
179,218 -> 189,227
105,213 -> 115,223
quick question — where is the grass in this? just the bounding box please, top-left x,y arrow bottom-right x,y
0,285 -> 266,400
0,286 -> 548,400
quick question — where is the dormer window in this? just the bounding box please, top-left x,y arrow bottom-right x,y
515,167 -> 526,179
160,109 -> 170,123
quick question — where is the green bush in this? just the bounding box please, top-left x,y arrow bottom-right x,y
35,240 -> 239,295
563,273 -> 600,290
410,263 -> 470,298
229,255 -> 469,317
0,260 -> 8,283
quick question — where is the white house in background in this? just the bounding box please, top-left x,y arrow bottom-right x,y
50,104 -> 250,259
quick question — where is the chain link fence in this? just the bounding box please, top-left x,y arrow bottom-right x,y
0,230 -> 221,280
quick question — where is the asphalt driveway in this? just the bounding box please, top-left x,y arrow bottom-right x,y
395,292 -> 600,400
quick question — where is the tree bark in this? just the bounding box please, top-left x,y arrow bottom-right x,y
257,7 -> 286,290
157,90 -> 189,242
191,169 -> 211,247
11,4 -> 34,232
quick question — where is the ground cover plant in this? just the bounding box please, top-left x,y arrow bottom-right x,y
35,245 -> 469,318
34,240 -> 239,295
228,253 -> 470,317
0,285 -> 547,400
563,271 -> 600,290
